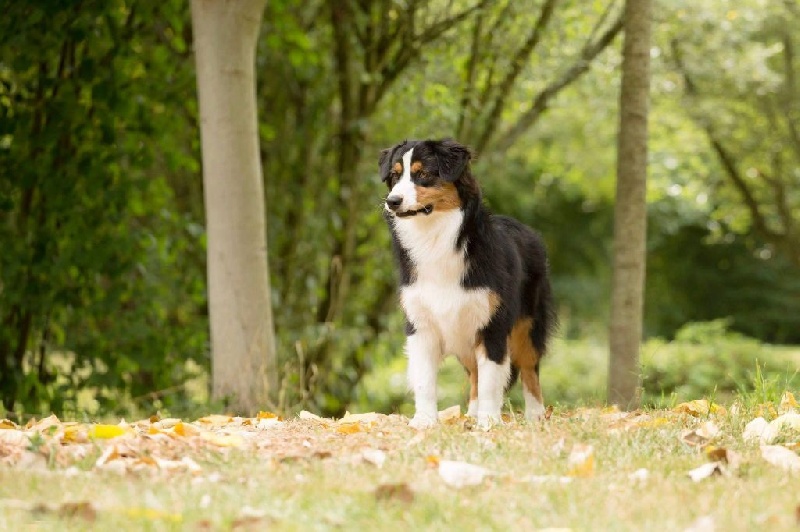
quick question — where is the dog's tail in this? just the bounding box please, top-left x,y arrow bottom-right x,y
531,272 -> 558,368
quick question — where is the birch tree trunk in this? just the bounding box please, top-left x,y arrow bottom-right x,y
191,0 -> 276,413
608,0 -> 652,409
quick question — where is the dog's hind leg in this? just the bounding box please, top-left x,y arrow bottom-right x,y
509,318 -> 545,420
476,325 -> 511,428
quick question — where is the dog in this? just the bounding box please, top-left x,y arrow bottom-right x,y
380,138 -> 556,429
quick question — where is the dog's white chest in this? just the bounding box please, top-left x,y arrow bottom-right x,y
395,211 -> 495,357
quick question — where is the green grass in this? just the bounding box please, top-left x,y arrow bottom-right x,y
2,399 -> 799,531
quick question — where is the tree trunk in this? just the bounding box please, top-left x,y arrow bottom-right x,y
191,0 -> 276,414
608,0 -> 651,410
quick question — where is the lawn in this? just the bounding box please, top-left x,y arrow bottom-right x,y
2,396 -> 799,531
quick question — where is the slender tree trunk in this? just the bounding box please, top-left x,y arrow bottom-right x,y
608,0 -> 651,410
191,0 -> 277,414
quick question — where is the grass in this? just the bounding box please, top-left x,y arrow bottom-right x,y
2,398 -> 799,531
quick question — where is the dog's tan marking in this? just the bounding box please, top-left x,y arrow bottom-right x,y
509,318 -> 543,404
393,162 -> 403,174
463,355 -> 478,402
411,161 -> 423,173
414,183 -> 461,211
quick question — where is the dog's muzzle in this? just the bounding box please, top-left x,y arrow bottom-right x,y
386,194 -> 433,217
395,204 -> 434,217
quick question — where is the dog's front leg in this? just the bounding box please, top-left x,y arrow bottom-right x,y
476,338 -> 511,429
406,331 -> 441,429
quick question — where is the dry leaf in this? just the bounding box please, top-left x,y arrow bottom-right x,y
338,412 -> 381,424
684,515 -> 715,532
336,423 -> 363,435
200,432 -> 245,448
780,392 -> 798,413
298,411 -> 323,421
681,421 -> 720,446
88,424 -> 128,440
438,460 -> 491,488
438,405 -> 461,423
375,483 -> 414,504
687,461 -> 724,482
674,400 -> 726,417
0,419 -> 17,429
629,468 -> 649,482
704,446 -> 742,470
196,415 -> 234,426
425,455 -> 441,468
361,448 -> 386,468
522,475 -> 573,485
760,445 -> 800,472
567,444 -> 595,477
0,429 -> 29,447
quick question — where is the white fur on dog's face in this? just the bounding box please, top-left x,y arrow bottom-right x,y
386,148 -> 417,211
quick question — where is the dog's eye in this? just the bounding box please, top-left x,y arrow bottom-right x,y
390,173 -> 400,186
417,172 -> 435,187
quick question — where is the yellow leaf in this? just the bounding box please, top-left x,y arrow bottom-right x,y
756,403 -> 778,420
200,432 -> 244,448
173,421 -> 189,437
0,419 -> 17,429
567,444 -> 595,477
336,423 -> 362,434
673,400 -> 726,417
196,414 -> 234,426
62,426 -> 82,443
425,455 -> 441,468
89,424 -> 127,439
257,411 -> 279,420
780,392 -> 798,413
636,417 -> 669,429
338,412 -> 381,424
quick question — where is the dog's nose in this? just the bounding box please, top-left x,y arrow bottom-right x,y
386,195 -> 403,210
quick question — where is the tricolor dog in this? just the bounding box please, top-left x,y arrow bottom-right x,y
380,139 -> 556,428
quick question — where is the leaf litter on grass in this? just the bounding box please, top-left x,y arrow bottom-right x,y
4,395 -> 800,528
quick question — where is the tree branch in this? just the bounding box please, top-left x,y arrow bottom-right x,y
494,9 -> 624,151
473,0 -> 560,153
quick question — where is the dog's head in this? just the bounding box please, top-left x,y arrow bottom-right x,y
379,139 -> 473,218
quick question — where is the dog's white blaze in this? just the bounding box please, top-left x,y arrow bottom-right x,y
397,208 -> 500,425
476,344 -> 510,425
387,148 -> 417,209
523,388 -> 545,420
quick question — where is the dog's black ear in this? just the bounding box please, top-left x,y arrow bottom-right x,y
379,146 -> 396,185
431,139 -> 472,182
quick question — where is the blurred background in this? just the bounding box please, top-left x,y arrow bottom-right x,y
1,0 -> 798,419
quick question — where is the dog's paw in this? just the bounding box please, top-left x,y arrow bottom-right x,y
408,413 -> 438,430
466,400 -> 478,418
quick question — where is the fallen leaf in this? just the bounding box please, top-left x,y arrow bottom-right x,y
629,468 -> 649,482
425,455 -> 440,468
200,432 -> 245,448
361,448 -> 386,468
544,405 -> 554,420
257,411 -> 278,420
0,419 -> 17,429
196,415 -> 234,426
704,446 -> 742,470
743,417 -> 771,443
58,501 -> 98,521
375,483 -> 414,504
338,412 -> 381,424
567,444 -> 595,477
780,392 -> 798,413
298,411 -> 323,421
438,460 -> 491,488
684,515 -> 715,532
0,429 -> 29,447
674,400 -> 726,417
687,461 -> 724,482
760,445 -> 800,472
438,405 -> 461,423
336,423 -> 363,435
681,421 -> 720,446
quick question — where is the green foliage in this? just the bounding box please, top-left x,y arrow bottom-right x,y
641,320 -> 797,406
0,1 -> 206,416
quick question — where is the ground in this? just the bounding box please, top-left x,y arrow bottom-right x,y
1,397 -> 799,531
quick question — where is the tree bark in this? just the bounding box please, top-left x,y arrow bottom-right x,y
191,0 -> 277,414
608,0 -> 651,409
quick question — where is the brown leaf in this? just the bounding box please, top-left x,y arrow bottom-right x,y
375,483 -> 415,504
0,419 -> 18,429
544,405 -> 554,420
673,400 -> 726,417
